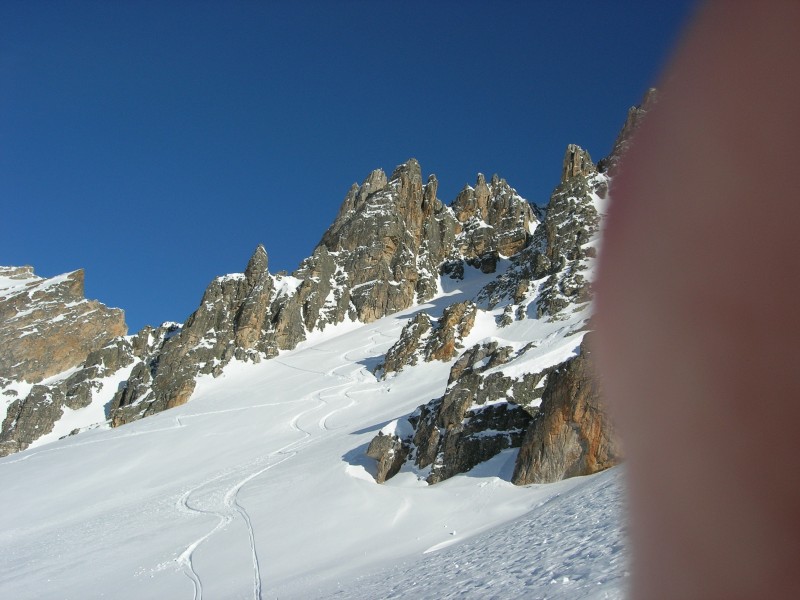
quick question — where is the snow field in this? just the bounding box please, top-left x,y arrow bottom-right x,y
0,271 -> 625,599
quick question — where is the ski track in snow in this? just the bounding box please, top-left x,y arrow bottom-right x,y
174,438 -> 299,599
172,329 -> 387,599
0,400 -> 305,467
3,332 -> 388,600
176,452 -> 297,600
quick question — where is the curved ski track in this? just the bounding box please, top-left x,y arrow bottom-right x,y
173,329 -> 389,600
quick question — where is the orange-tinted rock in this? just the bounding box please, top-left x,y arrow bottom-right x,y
0,267 -> 126,384
512,334 -> 621,484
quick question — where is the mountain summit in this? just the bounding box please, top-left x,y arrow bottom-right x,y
103,156 -> 541,428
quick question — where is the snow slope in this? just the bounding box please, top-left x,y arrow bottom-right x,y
323,466 -> 627,600
0,274 -> 625,599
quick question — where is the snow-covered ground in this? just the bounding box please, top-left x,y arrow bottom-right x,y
322,467 -> 627,600
0,273 -> 625,599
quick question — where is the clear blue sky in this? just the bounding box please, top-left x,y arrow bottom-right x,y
1,1 -> 696,333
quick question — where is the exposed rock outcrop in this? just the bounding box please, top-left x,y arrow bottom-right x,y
0,265 -> 132,455
366,432 -> 410,484
512,335 -> 621,484
366,95 -> 652,486
452,173 -> 537,267
369,331 -> 620,486
562,144 -> 595,182
313,160 -> 454,324
0,322 -> 176,456
376,312 -> 433,376
377,301 -> 477,377
369,341 -> 553,484
2,102 -> 638,461
531,161 -> 603,318
477,144 -> 605,319
109,246 -> 276,426
365,154 -> 620,483
0,267 -> 127,384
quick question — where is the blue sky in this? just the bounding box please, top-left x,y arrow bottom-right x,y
1,1 -> 695,333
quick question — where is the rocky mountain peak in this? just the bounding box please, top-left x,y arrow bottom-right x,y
320,159 -> 431,252
365,95 -> 660,488
357,168 -> 388,204
561,144 -> 596,182
0,265 -> 131,455
3,150 -> 550,443
244,244 -> 269,282
389,157 -> 421,181
0,265 -> 35,281
451,171 -> 537,263
0,92 -> 653,483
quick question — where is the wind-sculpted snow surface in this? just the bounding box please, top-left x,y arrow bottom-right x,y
0,278 -> 627,599
319,467 -> 627,600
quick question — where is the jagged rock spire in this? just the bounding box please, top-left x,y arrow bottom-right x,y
422,173 -> 438,211
244,244 -> 268,282
357,168 -> 388,205
561,144 -> 596,182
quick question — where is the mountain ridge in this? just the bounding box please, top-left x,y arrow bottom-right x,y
0,92 -> 653,494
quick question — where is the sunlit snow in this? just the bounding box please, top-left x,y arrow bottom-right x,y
0,270 -> 626,599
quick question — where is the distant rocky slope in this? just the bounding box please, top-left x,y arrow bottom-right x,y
107,159 -> 538,426
1,91 -> 653,486
0,267 -> 126,383
0,267 -> 127,455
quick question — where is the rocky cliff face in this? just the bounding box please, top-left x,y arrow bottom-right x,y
376,301 -> 477,377
451,173 -> 538,271
2,158 -> 533,436
0,323 -> 176,456
512,334 -> 620,484
0,267 -> 126,384
476,144 -> 605,319
401,341 -> 545,485
0,266 -> 129,456
365,151 -> 607,483
107,246 -> 276,425
365,95 -> 653,486
313,160 -> 452,322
